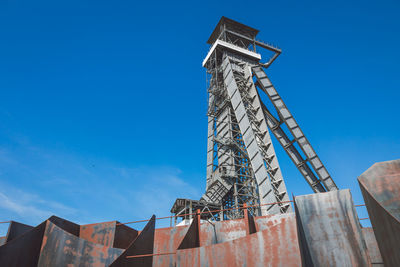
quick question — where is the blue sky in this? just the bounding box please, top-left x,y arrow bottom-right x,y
1,0 -> 399,234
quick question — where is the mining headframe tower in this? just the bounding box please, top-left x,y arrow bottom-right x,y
171,16 -> 338,223
0,16 -> 399,267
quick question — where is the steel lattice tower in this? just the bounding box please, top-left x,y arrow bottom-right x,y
171,17 -> 338,223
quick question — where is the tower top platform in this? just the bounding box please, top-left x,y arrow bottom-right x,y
207,16 -> 259,45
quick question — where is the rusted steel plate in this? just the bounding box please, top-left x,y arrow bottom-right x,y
0,236 -> 5,246
5,220 -> 33,243
114,223 -> 138,249
48,215 -> 80,237
255,213 -> 294,231
153,225 -> 189,267
201,218 -> 247,246
362,228 -> 384,266
358,159 -> 400,267
178,212 -> 200,249
37,220 -> 122,267
176,247 -> 200,267
80,221 -> 138,249
80,221 -> 117,247
177,213 -> 301,267
110,215 -> 156,267
295,189 -> 370,267
0,221 -> 47,266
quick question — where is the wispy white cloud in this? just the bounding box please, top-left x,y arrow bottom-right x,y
0,192 -> 49,219
0,135 -> 204,233
0,183 -> 77,221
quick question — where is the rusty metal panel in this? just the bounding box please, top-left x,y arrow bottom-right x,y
0,221 -> 46,266
37,220 -> 123,267
176,247 -> 200,267
255,213 -> 294,231
80,221 -> 117,247
110,215 -> 156,267
212,218 -> 247,243
362,228 -> 384,266
48,215 -> 80,237
200,218 -> 247,246
358,159 -> 400,267
153,225 -> 189,267
177,213 -> 301,267
80,221 -> 138,249
178,212 -> 200,249
114,223 -> 138,249
295,189 -> 371,267
198,222 -> 216,246
5,220 -> 33,243
0,236 -> 5,246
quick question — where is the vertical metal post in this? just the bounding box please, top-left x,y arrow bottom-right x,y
196,209 -> 201,247
243,203 -> 250,235
189,200 -> 193,220
234,183 -> 239,215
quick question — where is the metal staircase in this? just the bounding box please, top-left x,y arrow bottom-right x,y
253,66 -> 338,192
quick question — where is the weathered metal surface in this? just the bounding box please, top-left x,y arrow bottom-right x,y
0,221 -> 46,266
114,223 -> 139,249
152,225 -> 189,267
178,211 -> 200,249
0,236 -> 5,246
37,220 -> 123,267
110,215 -> 156,267
200,218 -> 247,246
80,221 -> 116,247
153,214 -> 259,266
255,212 -> 294,231
80,221 -> 138,249
362,227 -> 384,266
358,159 -> 400,267
295,189 -> 371,266
176,213 -> 301,266
49,215 -> 80,236
5,220 -> 33,243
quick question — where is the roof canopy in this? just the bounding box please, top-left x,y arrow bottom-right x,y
207,16 -> 259,45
